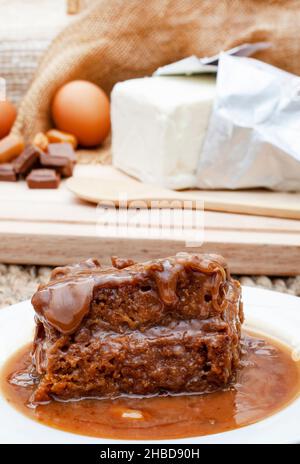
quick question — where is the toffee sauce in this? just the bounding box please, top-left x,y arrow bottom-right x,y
1,332 -> 300,441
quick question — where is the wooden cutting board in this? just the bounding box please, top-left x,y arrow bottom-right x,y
0,164 -> 299,275
67,165 -> 300,220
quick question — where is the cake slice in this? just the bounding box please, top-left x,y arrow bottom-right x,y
30,253 -> 243,403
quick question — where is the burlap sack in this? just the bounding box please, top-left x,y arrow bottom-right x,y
12,0 -> 300,162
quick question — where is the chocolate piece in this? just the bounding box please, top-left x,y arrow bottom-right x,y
13,145 -> 41,175
40,151 -> 68,168
30,253 -> 243,403
26,169 -> 60,189
40,151 -> 73,178
58,161 -> 74,178
0,163 -> 17,182
0,135 -> 24,164
46,130 -> 78,149
47,143 -> 76,162
40,143 -> 76,178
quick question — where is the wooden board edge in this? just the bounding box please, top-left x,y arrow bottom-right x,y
0,231 -> 299,276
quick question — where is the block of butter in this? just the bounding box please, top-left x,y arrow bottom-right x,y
111,75 -> 216,189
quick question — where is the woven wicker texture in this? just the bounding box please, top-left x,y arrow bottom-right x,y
67,0 -> 92,14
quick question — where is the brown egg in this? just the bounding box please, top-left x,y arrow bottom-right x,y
0,100 -> 17,139
51,80 -> 110,147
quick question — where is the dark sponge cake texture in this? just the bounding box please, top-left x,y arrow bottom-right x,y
31,253 -> 243,403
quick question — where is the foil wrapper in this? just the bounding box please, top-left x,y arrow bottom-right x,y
154,42 -> 269,75
197,54 -> 300,191
156,45 -> 300,191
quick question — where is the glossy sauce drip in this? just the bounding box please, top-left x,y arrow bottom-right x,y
152,261 -> 182,305
1,332 -> 299,441
31,253 -> 230,335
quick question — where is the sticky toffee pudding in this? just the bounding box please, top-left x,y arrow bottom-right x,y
2,333 -> 299,440
1,254 -> 299,440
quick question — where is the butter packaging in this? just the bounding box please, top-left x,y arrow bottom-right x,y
112,43 -> 300,191
197,53 -> 300,191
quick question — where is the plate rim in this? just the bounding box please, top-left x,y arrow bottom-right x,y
0,286 -> 299,444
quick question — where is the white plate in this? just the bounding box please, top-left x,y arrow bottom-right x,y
0,286 -> 299,444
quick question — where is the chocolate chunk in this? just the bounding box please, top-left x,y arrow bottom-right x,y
40,151 -> 68,168
58,160 -> 74,178
13,145 -> 41,175
0,163 -> 17,182
40,152 -> 74,178
40,143 -> 76,178
47,143 -> 76,162
26,169 -> 60,189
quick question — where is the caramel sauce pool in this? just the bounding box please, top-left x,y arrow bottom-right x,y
1,332 -> 300,441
